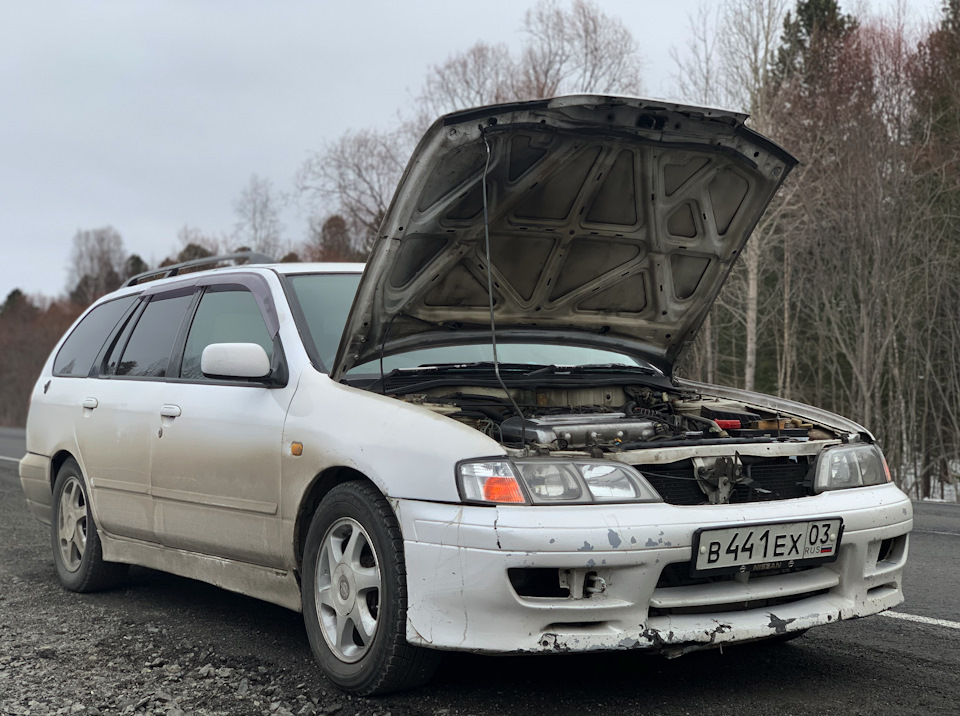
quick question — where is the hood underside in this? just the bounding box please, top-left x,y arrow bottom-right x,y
333,96 -> 797,379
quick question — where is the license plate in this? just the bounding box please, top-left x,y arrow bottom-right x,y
692,518 -> 843,575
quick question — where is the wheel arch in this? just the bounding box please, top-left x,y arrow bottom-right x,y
294,466 -> 385,571
50,450 -> 77,490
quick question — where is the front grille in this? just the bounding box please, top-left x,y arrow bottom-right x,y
733,457 -> 811,502
640,460 -> 703,504
638,456 -> 812,505
649,561 -> 834,616
655,560 -> 817,589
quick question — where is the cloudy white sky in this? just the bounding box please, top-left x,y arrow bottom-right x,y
0,0 -> 941,302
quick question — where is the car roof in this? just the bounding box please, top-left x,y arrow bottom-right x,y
103,261 -> 365,302
271,262 -> 365,275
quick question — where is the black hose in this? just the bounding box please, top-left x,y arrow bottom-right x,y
617,436 -> 777,450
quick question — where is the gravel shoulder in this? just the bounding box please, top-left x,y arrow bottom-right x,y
0,463 -> 364,716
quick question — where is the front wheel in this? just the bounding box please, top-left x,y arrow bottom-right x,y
301,481 -> 440,695
51,458 -> 127,592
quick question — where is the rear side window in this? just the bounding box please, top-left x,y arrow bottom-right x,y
180,288 -> 274,380
115,293 -> 193,378
53,296 -> 138,377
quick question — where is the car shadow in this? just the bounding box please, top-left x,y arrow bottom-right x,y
83,565 -> 894,710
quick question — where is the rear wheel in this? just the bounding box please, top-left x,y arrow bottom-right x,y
51,458 -> 127,592
301,481 -> 440,695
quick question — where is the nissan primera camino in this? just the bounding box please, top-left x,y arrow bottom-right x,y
19,96 -> 912,695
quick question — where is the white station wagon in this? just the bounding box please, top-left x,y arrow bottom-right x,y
20,96 -> 912,695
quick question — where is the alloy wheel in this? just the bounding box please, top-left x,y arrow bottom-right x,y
57,475 -> 87,572
314,517 -> 382,663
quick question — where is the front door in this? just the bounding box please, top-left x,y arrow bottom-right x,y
150,285 -> 293,568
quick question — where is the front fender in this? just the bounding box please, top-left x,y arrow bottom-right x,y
279,370 -> 502,548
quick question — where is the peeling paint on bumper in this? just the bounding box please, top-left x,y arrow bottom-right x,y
396,484 -> 911,654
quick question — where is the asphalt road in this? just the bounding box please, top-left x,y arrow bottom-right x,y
1,433 -> 959,715
0,426 -> 25,465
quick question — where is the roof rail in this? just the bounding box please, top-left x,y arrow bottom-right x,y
122,251 -> 276,287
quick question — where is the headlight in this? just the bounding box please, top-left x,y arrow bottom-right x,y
457,458 -> 663,505
814,444 -> 892,492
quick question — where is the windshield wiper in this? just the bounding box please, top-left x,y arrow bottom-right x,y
523,363 -> 657,377
360,362 -> 540,391
359,361 -> 662,393
399,361 -> 546,373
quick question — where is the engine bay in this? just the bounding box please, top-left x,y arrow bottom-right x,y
378,374 -> 844,506
396,383 -> 838,454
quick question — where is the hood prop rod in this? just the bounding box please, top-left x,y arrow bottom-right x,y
481,133 -> 528,448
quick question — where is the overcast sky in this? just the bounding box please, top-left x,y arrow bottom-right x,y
0,0 -> 941,302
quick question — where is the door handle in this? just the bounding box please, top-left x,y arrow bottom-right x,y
160,404 -> 182,418
82,398 -> 98,410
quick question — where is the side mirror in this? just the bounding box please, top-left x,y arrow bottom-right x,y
201,342 -> 271,379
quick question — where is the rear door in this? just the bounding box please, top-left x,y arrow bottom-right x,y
76,288 -> 195,542
150,282 -> 293,568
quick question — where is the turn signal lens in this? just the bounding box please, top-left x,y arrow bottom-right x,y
482,476 -> 526,503
457,461 -> 528,504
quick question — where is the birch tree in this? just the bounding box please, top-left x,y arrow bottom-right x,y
233,174 -> 285,258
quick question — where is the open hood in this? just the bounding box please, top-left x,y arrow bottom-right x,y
332,95 -> 797,380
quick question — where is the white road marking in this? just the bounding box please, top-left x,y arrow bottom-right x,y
0,455 -> 20,464
882,611 -> 960,631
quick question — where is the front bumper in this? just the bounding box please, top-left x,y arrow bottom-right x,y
394,483 -> 911,653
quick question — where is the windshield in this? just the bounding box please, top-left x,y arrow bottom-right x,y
287,272 -> 362,369
286,272 -> 651,375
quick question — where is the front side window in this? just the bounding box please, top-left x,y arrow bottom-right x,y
115,293 -> 193,378
53,295 -> 138,377
180,287 -> 274,380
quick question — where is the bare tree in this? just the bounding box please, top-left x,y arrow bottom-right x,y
233,174 -> 285,258
417,43 -> 520,119
718,0 -> 791,122
297,0 -> 646,253
296,130 -> 405,254
67,226 -> 126,306
519,0 -> 642,97
672,0 -> 789,391
671,4 -> 723,106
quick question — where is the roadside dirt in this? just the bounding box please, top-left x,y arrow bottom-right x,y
0,465 -> 429,716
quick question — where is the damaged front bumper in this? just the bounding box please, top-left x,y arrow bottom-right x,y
394,484 -> 911,654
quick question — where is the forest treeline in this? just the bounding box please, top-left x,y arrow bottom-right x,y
2,0 -> 958,500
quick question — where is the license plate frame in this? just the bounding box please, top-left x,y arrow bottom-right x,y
691,517 -> 844,576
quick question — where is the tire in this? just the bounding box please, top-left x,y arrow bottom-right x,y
301,481 -> 440,695
51,458 -> 127,592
